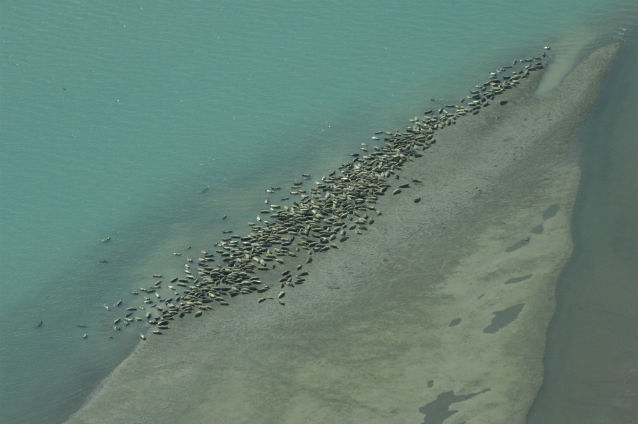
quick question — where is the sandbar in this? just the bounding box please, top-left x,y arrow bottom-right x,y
66,43 -> 619,424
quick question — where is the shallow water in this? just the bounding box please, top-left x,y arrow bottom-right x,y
527,30 -> 638,424
0,1 -> 636,423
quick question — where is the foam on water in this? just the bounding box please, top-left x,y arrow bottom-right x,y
0,1 -> 636,422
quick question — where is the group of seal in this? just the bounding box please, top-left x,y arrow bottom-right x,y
99,51 -> 549,340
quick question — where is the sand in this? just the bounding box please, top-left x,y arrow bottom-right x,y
66,43 -> 619,424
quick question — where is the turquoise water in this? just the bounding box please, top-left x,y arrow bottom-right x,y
0,1 -> 635,423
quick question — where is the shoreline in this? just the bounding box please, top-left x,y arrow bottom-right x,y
66,43 -> 619,424
528,34 -> 637,423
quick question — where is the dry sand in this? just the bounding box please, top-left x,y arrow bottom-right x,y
66,43 -> 619,424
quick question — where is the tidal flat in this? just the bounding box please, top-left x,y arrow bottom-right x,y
66,44 -> 619,424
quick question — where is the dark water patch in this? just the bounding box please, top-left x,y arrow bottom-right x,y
530,224 -> 544,234
528,36 -> 638,424
419,388 -> 490,423
448,318 -> 462,327
483,303 -> 525,333
505,273 -> 533,285
542,204 -> 560,220
505,237 -> 531,252
428,380 -> 434,388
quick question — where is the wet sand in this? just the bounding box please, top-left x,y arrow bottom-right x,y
66,43 -> 619,424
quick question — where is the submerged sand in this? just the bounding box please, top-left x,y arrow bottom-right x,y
66,44 -> 619,424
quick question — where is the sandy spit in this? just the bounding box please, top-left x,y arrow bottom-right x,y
66,43 -> 619,424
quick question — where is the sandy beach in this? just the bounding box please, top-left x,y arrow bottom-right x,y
66,43 -> 619,424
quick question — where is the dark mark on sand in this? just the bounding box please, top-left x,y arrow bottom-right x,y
530,224 -> 544,234
505,274 -> 533,285
419,388 -> 490,424
542,203 -> 560,220
505,237 -> 530,252
448,318 -> 462,327
483,303 -> 525,333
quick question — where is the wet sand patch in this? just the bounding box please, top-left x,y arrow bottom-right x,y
530,224 -> 544,234
542,204 -> 561,220
483,303 -> 525,334
419,389 -> 490,424
505,237 -> 531,252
